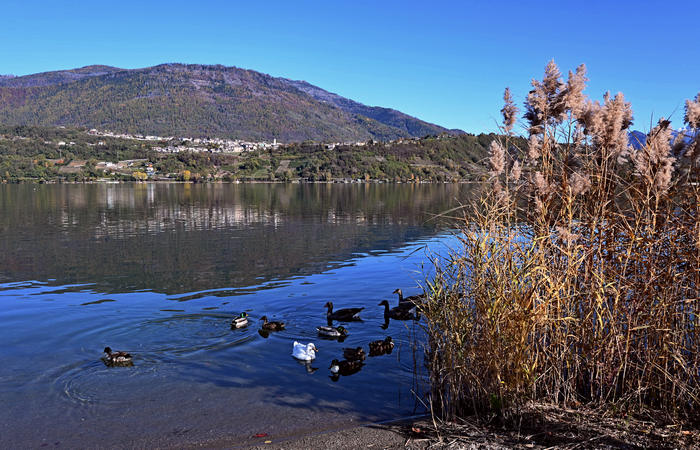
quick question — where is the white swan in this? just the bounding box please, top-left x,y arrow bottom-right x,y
292,341 -> 318,361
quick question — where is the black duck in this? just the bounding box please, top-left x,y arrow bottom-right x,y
379,300 -> 415,320
324,301 -> 364,321
329,358 -> 363,377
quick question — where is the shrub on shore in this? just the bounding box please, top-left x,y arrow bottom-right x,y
421,61 -> 699,424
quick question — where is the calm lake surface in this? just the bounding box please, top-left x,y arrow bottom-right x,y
0,183 -> 470,448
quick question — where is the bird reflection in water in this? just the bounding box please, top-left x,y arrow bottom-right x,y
296,359 -> 319,374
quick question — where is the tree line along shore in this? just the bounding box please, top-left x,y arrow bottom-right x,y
0,125 -> 520,183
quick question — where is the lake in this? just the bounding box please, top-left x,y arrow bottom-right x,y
0,182 -> 470,448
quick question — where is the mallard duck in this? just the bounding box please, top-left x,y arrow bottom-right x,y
369,336 -> 394,356
259,315 -> 285,331
102,347 -> 133,367
231,312 -> 249,329
292,341 -> 318,361
329,358 -> 363,376
342,346 -> 366,361
379,300 -> 415,320
393,288 -> 424,307
325,301 -> 364,321
316,325 -> 348,337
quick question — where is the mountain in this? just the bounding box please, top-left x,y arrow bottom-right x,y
628,130 -> 647,149
628,129 -> 698,150
0,64 -> 456,142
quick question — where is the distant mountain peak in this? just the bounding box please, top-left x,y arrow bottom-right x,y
0,63 -> 460,141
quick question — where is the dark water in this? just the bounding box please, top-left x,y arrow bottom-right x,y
0,183 -> 468,448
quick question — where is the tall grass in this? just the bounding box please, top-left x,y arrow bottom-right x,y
421,61 -> 699,423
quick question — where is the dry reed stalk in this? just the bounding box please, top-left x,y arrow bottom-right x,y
420,61 -> 700,425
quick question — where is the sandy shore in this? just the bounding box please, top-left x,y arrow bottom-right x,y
181,408 -> 700,450
181,418 -> 429,450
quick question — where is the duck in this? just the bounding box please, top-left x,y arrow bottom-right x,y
369,336 -> 394,356
102,347 -> 133,367
231,312 -> 249,329
325,301 -> 364,321
259,316 -> 285,331
329,358 -> 364,376
342,346 -> 366,361
393,288 -> 425,307
316,325 -> 348,338
379,300 -> 416,320
292,341 -> 318,361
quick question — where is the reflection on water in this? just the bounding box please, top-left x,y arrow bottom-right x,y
0,183 -> 472,294
0,183 -> 469,447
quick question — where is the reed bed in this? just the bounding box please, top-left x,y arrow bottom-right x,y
420,61 -> 699,424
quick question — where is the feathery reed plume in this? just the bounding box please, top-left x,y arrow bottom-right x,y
581,92 -> 633,157
563,64 -> 588,119
501,87 -> 518,134
527,135 -> 541,160
511,160 -> 522,182
488,140 -> 506,177
422,60 -> 699,426
532,171 -> 549,196
684,94 -> 700,160
524,60 -> 567,135
569,171 -> 591,196
632,119 -> 675,192
685,93 -> 700,129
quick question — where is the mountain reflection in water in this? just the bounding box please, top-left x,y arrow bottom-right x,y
0,183 -> 473,294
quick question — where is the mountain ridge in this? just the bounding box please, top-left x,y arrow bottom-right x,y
0,63 -> 458,142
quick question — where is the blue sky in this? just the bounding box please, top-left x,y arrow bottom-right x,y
2,0 -> 698,134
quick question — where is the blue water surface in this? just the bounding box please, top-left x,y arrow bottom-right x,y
0,183 -> 467,447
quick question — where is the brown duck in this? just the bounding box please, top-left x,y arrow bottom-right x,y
102,347 -> 133,367
342,346 -> 366,361
369,336 -> 394,356
259,316 -> 286,331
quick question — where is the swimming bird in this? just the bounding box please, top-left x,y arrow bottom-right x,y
393,288 -> 424,307
102,347 -> 133,367
342,346 -> 366,361
324,301 -> 364,321
231,312 -> 249,329
369,336 -> 394,356
316,325 -> 348,338
292,342 -> 318,361
259,316 -> 285,331
329,358 -> 363,376
379,300 -> 416,320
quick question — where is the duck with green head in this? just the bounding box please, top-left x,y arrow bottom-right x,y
316,325 -> 348,338
231,312 -> 249,329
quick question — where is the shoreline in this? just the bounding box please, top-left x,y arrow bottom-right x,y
1,179 -> 484,185
220,406 -> 700,450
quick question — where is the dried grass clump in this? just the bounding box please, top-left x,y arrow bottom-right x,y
421,61 -> 700,424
